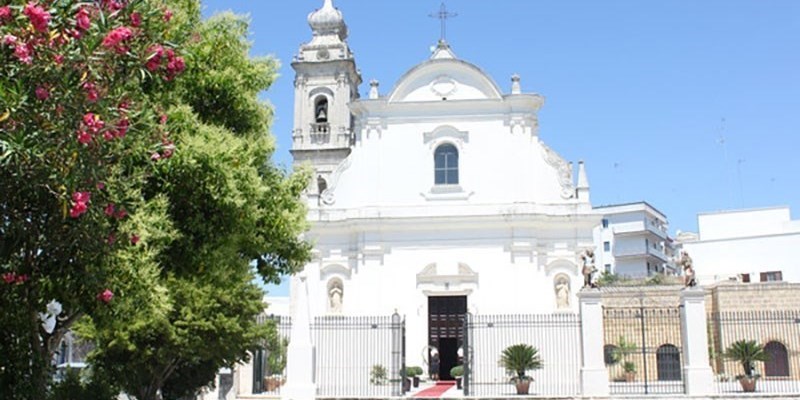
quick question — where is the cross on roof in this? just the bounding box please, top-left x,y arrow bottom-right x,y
429,2 -> 458,42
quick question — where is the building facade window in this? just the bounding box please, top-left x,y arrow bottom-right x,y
434,143 -> 459,185
760,271 -> 783,282
602,218 -> 609,228
764,341 -> 789,377
604,264 -> 612,273
603,241 -> 610,252
656,344 -> 681,381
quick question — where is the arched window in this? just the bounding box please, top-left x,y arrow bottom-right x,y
317,176 -> 327,195
764,341 -> 789,377
315,97 -> 328,123
434,144 -> 459,185
656,344 -> 681,381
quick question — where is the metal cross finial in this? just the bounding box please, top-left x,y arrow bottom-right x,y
429,2 -> 458,42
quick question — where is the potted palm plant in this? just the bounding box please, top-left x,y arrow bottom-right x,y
450,365 -> 464,389
612,336 -> 637,382
724,340 -> 769,392
499,344 -> 543,395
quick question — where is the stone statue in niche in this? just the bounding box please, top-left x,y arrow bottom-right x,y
679,251 -> 697,287
555,276 -> 570,309
581,249 -> 598,289
328,281 -> 343,314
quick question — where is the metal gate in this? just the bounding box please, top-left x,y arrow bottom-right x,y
603,306 -> 685,394
312,313 -> 405,397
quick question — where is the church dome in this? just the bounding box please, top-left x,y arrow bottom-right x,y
308,0 -> 348,40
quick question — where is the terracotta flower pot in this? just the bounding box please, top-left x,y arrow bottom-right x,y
624,372 -> 636,382
515,380 -> 530,395
739,376 -> 757,392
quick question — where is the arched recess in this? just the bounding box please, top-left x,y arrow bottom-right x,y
764,341 -> 789,377
433,143 -> 459,185
656,344 -> 681,381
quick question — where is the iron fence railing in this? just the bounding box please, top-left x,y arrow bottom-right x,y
464,313 -> 581,396
709,310 -> 800,394
252,314 -> 292,395
312,314 -> 405,397
603,306 -> 684,394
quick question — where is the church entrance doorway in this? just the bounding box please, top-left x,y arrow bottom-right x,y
428,295 -> 467,380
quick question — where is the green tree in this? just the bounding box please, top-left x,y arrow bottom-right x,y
78,9 -> 310,400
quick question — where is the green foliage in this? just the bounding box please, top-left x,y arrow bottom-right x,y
450,365 -> 464,378
370,365 -> 387,385
612,336 -> 638,373
49,368 -> 118,400
724,340 -> 769,378
597,271 -> 621,286
499,344 -> 543,381
404,366 -> 423,377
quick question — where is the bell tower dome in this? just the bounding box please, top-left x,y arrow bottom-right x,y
291,0 -> 361,202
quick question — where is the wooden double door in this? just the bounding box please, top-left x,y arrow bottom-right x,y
428,295 -> 466,380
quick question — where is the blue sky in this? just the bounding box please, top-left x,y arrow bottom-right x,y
202,1 -> 800,296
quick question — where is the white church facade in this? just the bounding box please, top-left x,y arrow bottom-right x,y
289,0 -> 598,382
194,2 -> 800,400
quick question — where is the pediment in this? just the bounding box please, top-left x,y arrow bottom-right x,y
416,262 -> 479,285
387,60 -> 503,103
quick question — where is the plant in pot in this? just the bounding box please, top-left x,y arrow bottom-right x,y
405,366 -> 423,388
370,364 -> 388,386
612,336 -> 637,382
450,365 -> 464,389
723,339 -> 769,392
500,344 -> 543,395
265,337 -> 288,391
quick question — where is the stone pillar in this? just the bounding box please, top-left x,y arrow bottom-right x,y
282,275 -> 316,400
577,290 -> 609,396
680,288 -> 715,395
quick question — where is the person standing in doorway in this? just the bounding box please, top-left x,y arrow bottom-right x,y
430,350 -> 440,381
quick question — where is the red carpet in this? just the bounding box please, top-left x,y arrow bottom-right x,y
414,381 -> 455,398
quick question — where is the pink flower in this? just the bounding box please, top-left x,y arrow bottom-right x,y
96,182 -> 106,190
96,289 -> 114,304
14,44 -> 32,64
23,2 -> 51,33
104,203 -> 115,216
102,0 -> 125,12
2,34 -> 17,46
145,45 -> 164,72
116,118 -> 129,137
130,234 -> 140,245
2,272 -> 16,284
130,12 -> 141,27
159,114 -> 168,125
103,131 -> 114,141
0,6 -> 12,24
83,82 -> 99,102
76,8 -> 91,31
101,26 -> 133,53
72,191 -> 91,204
163,9 -> 172,22
54,54 -> 64,65
35,86 -> 49,101
107,233 -> 116,245
77,130 -> 92,145
15,274 -> 29,284
69,201 -> 87,218
150,152 -> 161,161
114,208 -> 127,219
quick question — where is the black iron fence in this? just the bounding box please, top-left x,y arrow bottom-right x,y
312,314 -> 405,397
252,314 -> 292,395
603,306 -> 684,394
709,310 -> 800,394
464,313 -> 581,397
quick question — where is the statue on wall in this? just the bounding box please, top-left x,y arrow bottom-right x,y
555,275 -> 570,308
328,279 -> 343,314
581,249 -> 598,289
679,250 -> 697,287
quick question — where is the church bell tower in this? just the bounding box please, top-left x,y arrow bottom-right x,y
291,0 -> 361,200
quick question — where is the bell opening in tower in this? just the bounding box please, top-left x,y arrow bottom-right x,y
315,97 -> 328,123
